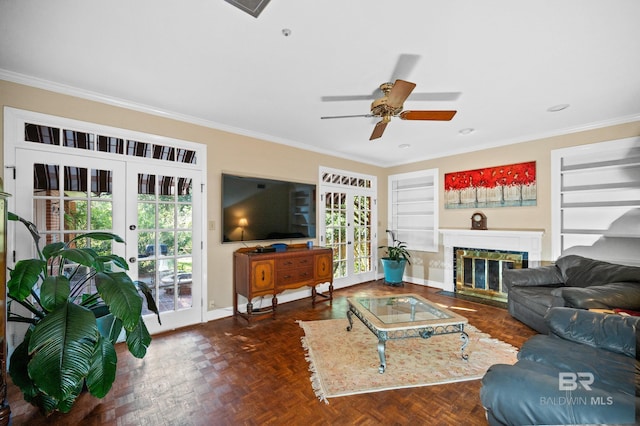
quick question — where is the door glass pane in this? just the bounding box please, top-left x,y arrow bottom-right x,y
324,192 -> 347,279
138,173 -> 193,315
64,130 -> 94,150
353,195 -> 372,274
25,124 -> 60,145
31,162 -> 116,303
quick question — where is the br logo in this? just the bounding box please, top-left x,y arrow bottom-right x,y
558,372 -> 594,391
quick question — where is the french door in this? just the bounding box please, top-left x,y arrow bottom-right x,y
320,169 -> 377,287
12,149 -> 202,335
126,162 -> 202,333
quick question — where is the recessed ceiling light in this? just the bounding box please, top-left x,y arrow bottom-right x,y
398,144 -> 411,149
281,28 -> 292,37
459,128 -> 475,135
547,104 -> 570,112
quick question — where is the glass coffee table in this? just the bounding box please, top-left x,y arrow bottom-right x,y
346,294 -> 469,373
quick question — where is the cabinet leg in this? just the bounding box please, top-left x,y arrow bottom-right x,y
311,286 -> 317,305
272,296 -> 278,318
246,302 -> 253,315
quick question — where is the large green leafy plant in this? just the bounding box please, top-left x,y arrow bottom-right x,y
7,213 -> 161,415
379,231 -> 411,263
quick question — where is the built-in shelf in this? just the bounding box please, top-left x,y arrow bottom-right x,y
552,136 -> 640,260
388,169 -> 438,252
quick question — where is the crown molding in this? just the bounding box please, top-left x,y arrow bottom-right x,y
3,69 -> 639,169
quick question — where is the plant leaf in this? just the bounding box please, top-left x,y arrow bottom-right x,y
68,232 -> 125,244
95,271 -> 142,331
42,242 -> 65,260
136,280 -> 162,325
27,302 -> 98,402
95,254 -> 129,272
59,248 -> 97,268
56,380 -> 84,413
40,275 -> 71,311
30,393 -> 60,416
8,259 -> 46,300
86,335 -> 117,398
125,318 -> 152,358
9,330 -> 38,400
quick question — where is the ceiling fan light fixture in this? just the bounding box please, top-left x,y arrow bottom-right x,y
547,104 -> 570,112
459,128 -> 475,135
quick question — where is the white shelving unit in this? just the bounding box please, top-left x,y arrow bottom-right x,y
388,169 -> 438,252
551,136 -> 640,263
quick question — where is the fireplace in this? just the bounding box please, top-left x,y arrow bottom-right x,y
440,229 -> 544,296
454,247 -> 528,302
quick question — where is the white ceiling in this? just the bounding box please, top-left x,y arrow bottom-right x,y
1,0 -> 640,167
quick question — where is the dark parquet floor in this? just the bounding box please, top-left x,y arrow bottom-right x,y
6,281 -> 536,425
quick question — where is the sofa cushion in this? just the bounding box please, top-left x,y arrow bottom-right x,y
562,256 -> 640,288
559,281 -> 640,310
545,307 -> 639,357
480,359 -> 637,426
508,286 -> 562,317
519,334 -> 637,395
503,264 -> 563,289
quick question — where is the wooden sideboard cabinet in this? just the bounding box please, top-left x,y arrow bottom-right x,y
233,245 -> 333,322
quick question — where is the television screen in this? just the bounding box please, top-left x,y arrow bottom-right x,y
221,174 -> 317,243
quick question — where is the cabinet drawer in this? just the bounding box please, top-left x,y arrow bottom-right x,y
276,256 -> 312,270
276,266 -> 313,288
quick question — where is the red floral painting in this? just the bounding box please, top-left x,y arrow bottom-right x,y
444,161 -> 537,209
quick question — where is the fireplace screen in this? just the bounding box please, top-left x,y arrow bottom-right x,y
455,248 -> 527,302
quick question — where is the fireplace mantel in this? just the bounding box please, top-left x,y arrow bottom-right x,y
439,228 -> 544,292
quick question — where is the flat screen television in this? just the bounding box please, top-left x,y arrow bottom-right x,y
221,173 -> 317,243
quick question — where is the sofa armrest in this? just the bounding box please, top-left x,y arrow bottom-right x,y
545,307 -> 639,357
503,265 -> 564,292
558,282 -> 640,310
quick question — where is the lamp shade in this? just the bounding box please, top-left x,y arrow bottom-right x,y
238,218 -> 248,227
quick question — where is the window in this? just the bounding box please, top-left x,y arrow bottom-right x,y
387,169 -> 439,252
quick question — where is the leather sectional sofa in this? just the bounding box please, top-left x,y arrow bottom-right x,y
480,307 -> 638,426
503,255 -> 640,334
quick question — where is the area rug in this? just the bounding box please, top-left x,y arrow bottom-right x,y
298,319 -> 518,403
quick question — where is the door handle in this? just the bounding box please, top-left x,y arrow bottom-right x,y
129,225 -> 137,230
129,257 -> 137,263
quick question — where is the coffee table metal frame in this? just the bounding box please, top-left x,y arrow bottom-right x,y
346,293 -> 469,373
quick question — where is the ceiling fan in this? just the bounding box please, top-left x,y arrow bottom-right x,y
320,54 -> 459,140
321,79 -> 457,140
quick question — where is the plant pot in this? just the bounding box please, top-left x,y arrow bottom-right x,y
93,305 -> 118,340
380,258 -> 407,286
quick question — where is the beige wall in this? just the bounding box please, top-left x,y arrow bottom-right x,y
384,121 -> 640,284
2,79 -> 639,311
0,80 -> 382,311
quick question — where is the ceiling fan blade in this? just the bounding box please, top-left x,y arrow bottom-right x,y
399,110 -> 457,121
321,114 -> 373,119
408,92 -> 461,102
370,120 -> 388,140
324,91 -> 461,103
321,94 -> 377,102
390,54 -> 421,81
387,80 -> 416,109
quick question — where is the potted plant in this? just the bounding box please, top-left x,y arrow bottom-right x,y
6,213 -> 161,415
379,231 -> 411,286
